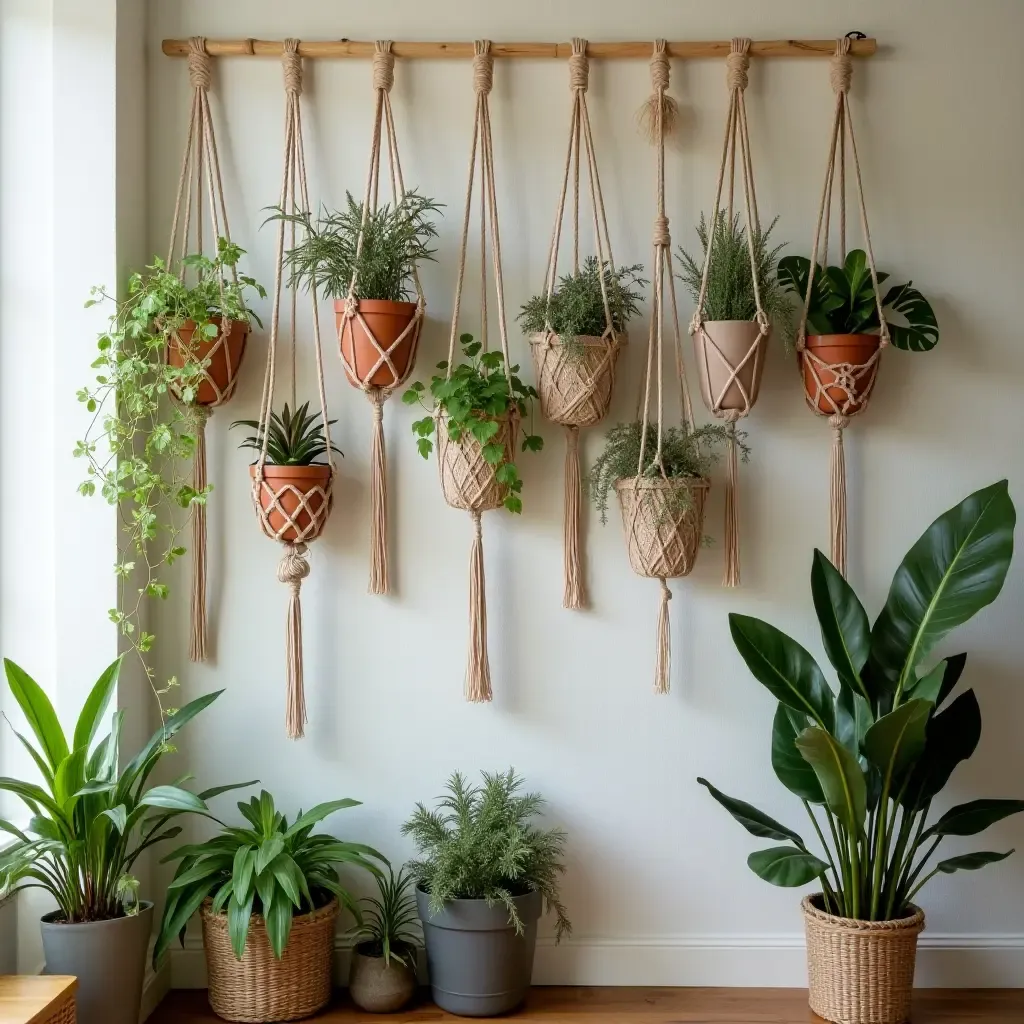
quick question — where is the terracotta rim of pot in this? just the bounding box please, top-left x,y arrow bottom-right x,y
249,463 -> 333,481
334,298 -> 418,315
804,332 -> 880,352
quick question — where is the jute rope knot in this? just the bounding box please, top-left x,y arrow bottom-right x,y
829,412 -> 849,435
725,39 -> 750,93
282,39 -> 303,95
568,38 -> 589,92
473,40 -> 493,96
830,38 -> 853,94
277,543 -> 311,594
187,37 -> 212,91
373,41 -> 395,93
652,214 -> 671,248
649,41 -> 670,94
370,389 -> 385,423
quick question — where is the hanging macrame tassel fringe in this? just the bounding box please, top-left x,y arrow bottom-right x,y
654,577 -> 672,694
189,410 -> 210,662
368,391 -> 389,595
637,42 -> 679,144
723,421 -> 741,588
278,542 -> 311,739
562,425 -> 585,610
465,511 -> 492,703
829,414 -> 848,577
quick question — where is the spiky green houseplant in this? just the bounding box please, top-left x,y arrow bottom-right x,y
231,402 -> 342,466
403,769 -> 571,940
155,791 -> 385,962
351,865 -> 420,969
699,481 -> 1020,921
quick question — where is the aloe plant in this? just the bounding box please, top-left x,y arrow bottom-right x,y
699,481 -> 1020,920
232,401 -> 342,466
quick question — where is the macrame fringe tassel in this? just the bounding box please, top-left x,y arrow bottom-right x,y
278,543 -> 311,739
562,425 -> 585,610
368,392 -> 388,595
723,422 -> 740,588
829,414 -> 848,578
465,511 -> 492,703
654,577 -> 672,695
188,412 -> 209,662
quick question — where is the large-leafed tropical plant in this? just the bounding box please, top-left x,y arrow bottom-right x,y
700,481 -> 1020,920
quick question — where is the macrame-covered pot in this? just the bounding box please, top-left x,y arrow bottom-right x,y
615,476 -> 708,579
529,332 -> 622,428
437,411 -> 517,514
801,333 -> 881,415
802,895 -> 924,1024
250,464 -> 332,544
335,298 -> 421,389
168,318 -> 249,406
693,320 -> 766,414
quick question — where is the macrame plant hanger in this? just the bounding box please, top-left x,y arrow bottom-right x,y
251,41 -> 337,739
337,41 -> 426,595
689,38 -> 768,588
168,37 -> 250,663
438,41 -> 516,703
618,41 -> 708,695
796,38 -> 888,578
530,38 -> 623,611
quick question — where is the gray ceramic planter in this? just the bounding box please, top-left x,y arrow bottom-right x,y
416,886 -> 541,1017
41,901 -> 153,1024
349,943 -> 417,1013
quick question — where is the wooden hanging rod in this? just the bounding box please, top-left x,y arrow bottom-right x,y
162,38 -> 877,60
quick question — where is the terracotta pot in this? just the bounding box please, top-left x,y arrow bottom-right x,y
168,317 -> 249,406
529,331 -> 624,428
335,299 -> 420,389
250,464 -> 333,544
436,411 -> 517,514
693,320 -> 766,414
348,943 -> 417,1013
802,894 -> 924,1024
801,333 -> 881,416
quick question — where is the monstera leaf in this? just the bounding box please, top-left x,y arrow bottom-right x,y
882,281 -> 939,351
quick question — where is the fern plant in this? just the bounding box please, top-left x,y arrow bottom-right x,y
231,402 -> 342,466
351,865 -> 420,969
402,769 -> 571,941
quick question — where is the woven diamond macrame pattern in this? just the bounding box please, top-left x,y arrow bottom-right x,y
437,412 -> 516,513
338,300 -> 423,392
693,319 -> 767,418
615,477 -> 709,579
170,318 -> 249,408
530,330 -> 623,428
800,345 -> 881,419
251,473 -> 334,545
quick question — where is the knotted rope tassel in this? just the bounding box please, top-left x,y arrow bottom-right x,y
277,542 -> 311,739
465,511 -> 492,703
723,417 -> 741,588
654,577 -> 672,694
188,407 -> 210,662
562,425 -> 585,610
829,413 -> 848,577
368,391 -> 388,595
637,40 -> 678,143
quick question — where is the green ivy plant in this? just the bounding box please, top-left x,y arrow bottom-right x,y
74,240 -> 265,719
700,481 -> 1019,921
402,333 -> 543,514
777,249 -> 939,351
351,864 -> 420,969
232,402 -> 343,466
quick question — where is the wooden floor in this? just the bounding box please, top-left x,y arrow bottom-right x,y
152,987 -> 1024,1023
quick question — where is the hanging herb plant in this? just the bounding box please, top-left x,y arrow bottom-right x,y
74,240 -> 265,718
402,333 -> 543,515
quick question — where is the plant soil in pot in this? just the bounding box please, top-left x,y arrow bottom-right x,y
349,943 -> 417,1014
335,299 -> 419,389
249,464 -> 332,543
801,333 -> 881,415
41,903 -> 153,1024
168,317 -> 250,406
693,320 -> 767,413
803,895 -> 924,1024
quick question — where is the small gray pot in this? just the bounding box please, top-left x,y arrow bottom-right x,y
41,901 -> 153,1024
349,942 -> 417,1013
416,886 -> 541,1017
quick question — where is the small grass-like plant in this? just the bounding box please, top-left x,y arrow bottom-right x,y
402,769 -> 571,941
232,401 -> 342,466
352,865 -> 420,969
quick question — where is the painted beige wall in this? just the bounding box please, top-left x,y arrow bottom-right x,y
146,0 -> 1024,985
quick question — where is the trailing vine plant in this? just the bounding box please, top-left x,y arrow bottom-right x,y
74,240 -> 265,721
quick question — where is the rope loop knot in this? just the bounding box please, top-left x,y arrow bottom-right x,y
277,542 -> 311,594
649,38 -> 670,94
829,412 -> 849,436
373,40 -> 395,93
282,38 -> 302,95
830,37 -> 853,94
568,38 -> 589,92
726,38 -> 751,92
187,36 -> 212,92
652,213 -> 671,248
473,40 -> 494,96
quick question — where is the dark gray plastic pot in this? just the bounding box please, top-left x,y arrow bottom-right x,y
416,886 -> 541,1017
41,901 -> 153,1024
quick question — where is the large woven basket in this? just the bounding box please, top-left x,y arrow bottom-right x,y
802,894 -> 924,1024
615,476 -> 709,579
436,410 -> 517,513
529,331 -> 623,428
201,899 -> 338,1023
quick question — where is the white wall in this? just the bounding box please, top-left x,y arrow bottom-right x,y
146,0 -> 1024,986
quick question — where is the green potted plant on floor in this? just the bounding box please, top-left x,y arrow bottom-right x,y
348,865 -> 421,1013
403,769 -> 570,1017
0,657 -> 249,1024
698,480 -> 1019,1024
155,789 -> 384,1023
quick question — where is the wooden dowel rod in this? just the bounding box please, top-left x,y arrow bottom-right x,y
162,38 -> 877,60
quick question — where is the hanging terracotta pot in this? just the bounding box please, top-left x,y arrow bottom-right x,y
335,299 -> 420,389
529,332 -> 623,428
436,411 -> 517,514
693,320 -> 766,414
801,333 -> 881,415
168,317 -> 249,406
250,464 -> 333,544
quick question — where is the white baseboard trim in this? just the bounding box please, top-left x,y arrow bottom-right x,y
141,938 -> 171,1023
168,932 -> 1024,989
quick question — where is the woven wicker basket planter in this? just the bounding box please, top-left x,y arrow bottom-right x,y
802,895 -> 924,1024
436,411 -> 517,513
615,476 -> 709,579
529,331 -> 623,428
201,899 -> 338,1023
